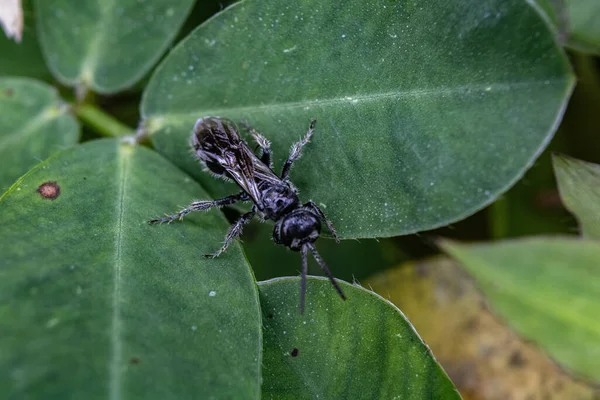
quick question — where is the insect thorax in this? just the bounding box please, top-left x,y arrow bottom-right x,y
258,182 -> 300,221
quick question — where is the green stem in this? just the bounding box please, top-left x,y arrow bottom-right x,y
489,197 -> 509,240
75,103 -> 134,138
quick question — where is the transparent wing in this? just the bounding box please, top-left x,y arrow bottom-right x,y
223,145 -> 263,204
193,117 -> 270,204
252,159 -> 283,186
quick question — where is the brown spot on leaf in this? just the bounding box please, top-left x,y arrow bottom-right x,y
290,348 -> 299,357
5,88 -> 13,97
37,181 -> 60,200
267,313 -> 273,319
130,358 -> 140,364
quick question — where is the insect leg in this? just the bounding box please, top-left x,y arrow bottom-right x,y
148,192 -> 248,224
204,207 -> 256,258
300,245 -> 309,313
304,200 -> 340,243
241,120 -> 272,167
307,243 -> 346,301
281,119 -> 316,180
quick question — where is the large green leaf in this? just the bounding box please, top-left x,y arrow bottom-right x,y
0,77 -> 79,194
141,0 -> 574,239
259,277 -> 461,399
441,237 -> 600,382
35,0 -> 196,93
0,0 -> 51,80
0,139 -> 261,398
553,154 -> 600,239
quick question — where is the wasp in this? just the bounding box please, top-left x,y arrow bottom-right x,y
149,117 -> 346,312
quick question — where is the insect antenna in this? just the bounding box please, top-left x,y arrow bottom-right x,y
300,245 -> 309,314
306,243 -> 346,302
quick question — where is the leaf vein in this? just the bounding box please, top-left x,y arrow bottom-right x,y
145,78 -> 568,129
109,144 -> 131,400
78,0 -> 118,86
0,105 -> 65,148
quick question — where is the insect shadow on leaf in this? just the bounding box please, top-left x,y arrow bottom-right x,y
149,117 -> 346,312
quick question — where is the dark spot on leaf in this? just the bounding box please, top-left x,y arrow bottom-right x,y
83,177 -> 87,180
508,350 -> 526,368
37,181 -> 60,200
5,88 -> 13,97
130,358 -> 140,364
290,348 -> 299,357
267,313 -> 273,319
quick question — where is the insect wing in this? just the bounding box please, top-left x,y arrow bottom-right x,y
253,160 -> 283,186
223,148 -> 263,206
192,117 -> 263,204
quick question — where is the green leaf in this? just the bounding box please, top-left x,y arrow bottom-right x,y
141,0 -> 574,239
35,0 -> 196,93
553,154 -> 600,239
258,277 -> 461,399
535,0 -> 600,54
0,139 -> 261,398
0,77 -> 79,194
441,237 -> 600,382
0,0 -> 51,80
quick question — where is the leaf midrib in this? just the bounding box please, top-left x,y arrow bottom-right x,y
145,78 -> 569,129
109,144 -> 131,400
78,0 -> 118,86
0,105 -> 65,148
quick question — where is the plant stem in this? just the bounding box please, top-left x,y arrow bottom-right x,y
489,197 -> 509,240
75,103 -> 134,138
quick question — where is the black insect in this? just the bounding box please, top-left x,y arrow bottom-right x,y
149,117 -> 346,312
